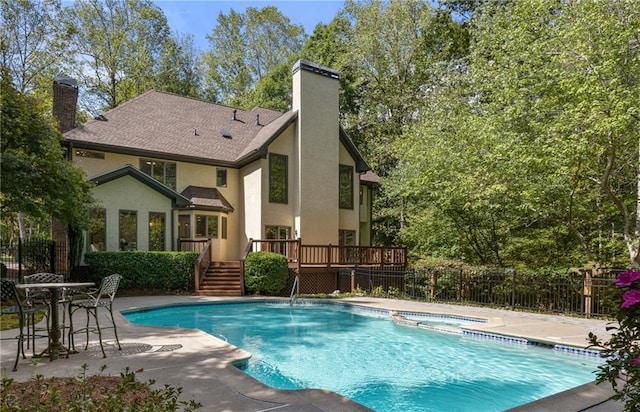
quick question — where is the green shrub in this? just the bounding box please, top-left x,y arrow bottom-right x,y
84,251 -> 198,291
244,252 -> 288,295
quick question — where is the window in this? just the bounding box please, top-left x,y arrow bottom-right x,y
221,216 -> 227,239
178,215 -> 190,238
339,164 -> 354,209
75,149 -> 104,159
208,216 -> 219,238
149,212 -> 166,251
269,153 -> 288,203
216,169 -> 227,187
195,215 -> 218,238
87,208 -> 106,251
339,230 -> 356,246
140,159 -> 176,190
265,225 -> 291,255
119,210 -> 137,250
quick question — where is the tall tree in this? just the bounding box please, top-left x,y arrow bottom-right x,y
0,0 -> 68,107
155,32 -> 203,98
0,71 -> 94,238
203,6 -> 305,106
393,0 -> 640,266
62,0 -> 171,112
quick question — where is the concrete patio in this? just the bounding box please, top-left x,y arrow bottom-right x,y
0,296 -> 625,411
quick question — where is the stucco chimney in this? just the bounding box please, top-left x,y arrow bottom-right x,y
52,75 -> 78,133
292,60 -> 341,245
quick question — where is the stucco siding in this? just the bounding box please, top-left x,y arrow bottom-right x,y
293,63 -> 340,245
92,175 -> 173,251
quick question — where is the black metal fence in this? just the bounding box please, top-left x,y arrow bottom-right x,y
338,267 -> 621,317
0,238 -> 68,282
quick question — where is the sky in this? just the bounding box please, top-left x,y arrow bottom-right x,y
153,0 -> 346,51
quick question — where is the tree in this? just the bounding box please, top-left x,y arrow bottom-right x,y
0,0 -> 67,94
203,6 -> 305,105
392,0 -> 640,266
0,72 -> 94,239
62,0 -> 171,112
155,33 -> 203,99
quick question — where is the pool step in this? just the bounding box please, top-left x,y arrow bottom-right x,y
197,261 -> 243,296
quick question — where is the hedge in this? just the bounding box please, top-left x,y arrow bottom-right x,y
83,251 -> 198,291
244,251 -> 288,295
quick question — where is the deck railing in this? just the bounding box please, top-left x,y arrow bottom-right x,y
193,238 -> 212,290
177,238 -> 210,254
247,239 -> 407,269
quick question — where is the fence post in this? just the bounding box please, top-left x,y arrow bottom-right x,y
350,269 -> 355,292
18,237 -> 23,280
584,269 -> 593,317
511,268 -> 516,310
50,240 -> 56,273
430,270 -> 437,300
458,269 -> 463,301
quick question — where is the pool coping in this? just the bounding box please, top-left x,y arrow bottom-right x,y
1,295 -> 624,411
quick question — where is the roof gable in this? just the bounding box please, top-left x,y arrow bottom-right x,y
90,164 -> 190,206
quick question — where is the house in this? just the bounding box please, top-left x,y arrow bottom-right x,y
57,60 -> 380,268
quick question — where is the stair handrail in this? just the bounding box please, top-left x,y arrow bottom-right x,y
289,275 -> 300,306
194,238 -> 212,293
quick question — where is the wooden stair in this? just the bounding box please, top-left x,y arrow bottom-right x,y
196,261 -> 243,296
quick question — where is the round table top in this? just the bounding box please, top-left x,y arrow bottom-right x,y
15,282 -> 95,289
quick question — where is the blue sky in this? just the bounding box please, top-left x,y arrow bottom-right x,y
153,0 -> 346,51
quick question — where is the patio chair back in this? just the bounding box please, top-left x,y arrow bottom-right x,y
23,273 -> 64,284
96,273 -> 122,303
1,278 -> 21,307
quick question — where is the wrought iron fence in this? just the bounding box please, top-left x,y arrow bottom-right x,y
0,238 -> 68,282
338,267 -> 621,317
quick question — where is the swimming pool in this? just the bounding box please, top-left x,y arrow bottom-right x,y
124,301 -> 602,412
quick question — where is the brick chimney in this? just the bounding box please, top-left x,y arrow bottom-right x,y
52,75 -> 78,133
52,75 -> 78,274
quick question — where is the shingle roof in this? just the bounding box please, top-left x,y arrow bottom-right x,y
180,186 -> 234,212
64,91 -> 285,166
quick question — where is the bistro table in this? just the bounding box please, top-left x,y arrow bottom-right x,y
16,282 -> 95,360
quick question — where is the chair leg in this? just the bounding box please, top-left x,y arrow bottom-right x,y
92,309 -> 106,358
108,306 -> 121,350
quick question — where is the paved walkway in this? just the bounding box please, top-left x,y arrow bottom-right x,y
0,296 -> 624,411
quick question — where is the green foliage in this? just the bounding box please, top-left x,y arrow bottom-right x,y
63,0 -> 173,110
244,252 -> 288,295
391,0 -> 640,266
84,251 -> 198,291
589,269 -> 640,412
0,364 -> 202,411
0,75 -> 94,230
203,6 -> 305,105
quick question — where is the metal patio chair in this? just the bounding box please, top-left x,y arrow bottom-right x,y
0,279 -> 49,371
67,273 -> 122,358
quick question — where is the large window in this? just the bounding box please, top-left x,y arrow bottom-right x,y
119,210 -> 137,250
140,158 -> 176,189
195,215 -> 218,238
339,164 -> 354,209
216,169 -> 227,187
149,212 -> 166,251
221,216 -> 228,239
88,208 -> 106,251
269,153 -> 288,203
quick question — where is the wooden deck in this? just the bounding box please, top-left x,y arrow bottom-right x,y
183,238 -> 407,295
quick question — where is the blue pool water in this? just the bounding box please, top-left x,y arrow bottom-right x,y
124,301 -> 601,412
